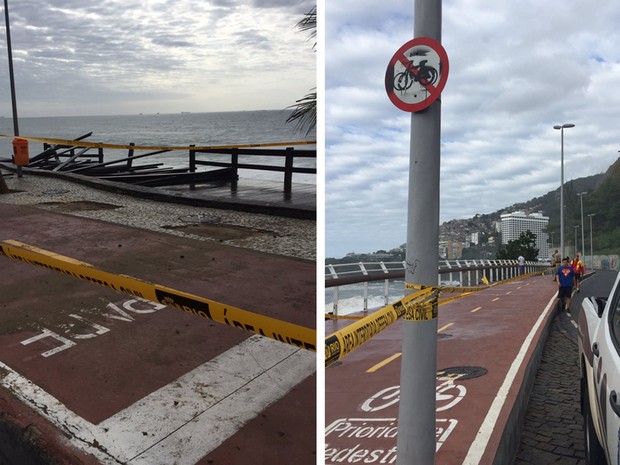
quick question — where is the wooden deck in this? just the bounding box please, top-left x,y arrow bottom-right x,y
0,162 -> 316,219
161,178 -> 316,212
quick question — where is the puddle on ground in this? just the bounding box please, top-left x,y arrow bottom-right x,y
163,223 -> 278,241
37,201 -> 122,212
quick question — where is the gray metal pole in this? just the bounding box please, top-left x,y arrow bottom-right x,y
560,129 -> 564,258
396,0 -> 441,463
3,0 -> 22,178
574,225 -> 579,256
554,123 -> 574,259
579,193 -> 586,258
588,214 -> 594,268
3,0 -> 18,137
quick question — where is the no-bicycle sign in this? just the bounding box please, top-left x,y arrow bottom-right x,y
385,37 -> 449,113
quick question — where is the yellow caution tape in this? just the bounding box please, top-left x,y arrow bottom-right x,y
0,240 -> 315,352
325,288 -> 436,367
405,281 -> 490,294
0,134 -> 316,152
402,292 -> 439,321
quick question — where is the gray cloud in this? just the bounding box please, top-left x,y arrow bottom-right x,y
0,0 -> 315,116
326,0 -> 620,257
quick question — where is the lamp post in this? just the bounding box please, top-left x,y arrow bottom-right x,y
3,0 -> 22,179
574,225 -> 579,257
553,123 -> 575,259
550,232 -> 554,250
577,191 -> 587,259
588,213 -> 595,269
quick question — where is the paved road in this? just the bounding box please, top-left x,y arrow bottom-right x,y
0,174 -> 316,465
515,269 -> 617,465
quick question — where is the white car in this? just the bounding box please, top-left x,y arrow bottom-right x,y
579,271 -> 620,464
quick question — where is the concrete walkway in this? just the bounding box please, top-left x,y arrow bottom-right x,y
0,174 -> 316,465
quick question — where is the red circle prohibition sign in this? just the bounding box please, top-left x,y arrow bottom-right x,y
385,37 -> 449,113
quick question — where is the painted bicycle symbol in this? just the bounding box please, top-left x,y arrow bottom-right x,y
359,375 -> 467,413
393,50 -> 440,92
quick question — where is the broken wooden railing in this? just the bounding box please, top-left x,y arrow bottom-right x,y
16,133 -> 316,191
190,146 -> 317,196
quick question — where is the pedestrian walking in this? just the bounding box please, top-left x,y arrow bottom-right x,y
556,257 -> 576,313
551,249 -> 561,280
518,255 -> 525,275
570,252 -> 586,292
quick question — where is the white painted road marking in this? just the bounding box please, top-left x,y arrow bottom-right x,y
0,335 -> 315,464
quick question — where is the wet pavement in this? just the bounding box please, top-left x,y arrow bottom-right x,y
326,274 -> 561,465
0,172 -> 316,464
325,271 -> 616,465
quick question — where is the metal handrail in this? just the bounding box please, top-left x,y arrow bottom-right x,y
325,259 -> 548,287
324,260 -> 551,316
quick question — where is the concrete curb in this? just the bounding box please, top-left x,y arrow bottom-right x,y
492,299 -> 560,464
0,163 -> 315,220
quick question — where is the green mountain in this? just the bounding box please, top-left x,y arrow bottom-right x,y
455,157 -> 620,255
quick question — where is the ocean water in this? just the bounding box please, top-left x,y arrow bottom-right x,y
0,110 -> 316,183
325,279 -> 408,316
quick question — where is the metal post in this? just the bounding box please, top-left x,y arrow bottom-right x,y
574,225 -> 579,256
560,130 -> 565,257
588,214 -> 595,269
553,123 -> 575,259
397,1 -> 441,463
3,0 -> 21,180
578,192 -> 586,259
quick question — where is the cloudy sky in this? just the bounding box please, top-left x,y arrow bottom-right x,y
0,0 -> 315,117
325,0 -> 620,258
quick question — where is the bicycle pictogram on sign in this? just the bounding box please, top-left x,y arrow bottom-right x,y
385,37 -> 449,113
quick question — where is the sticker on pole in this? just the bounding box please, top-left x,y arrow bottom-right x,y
385,37 -> 449,113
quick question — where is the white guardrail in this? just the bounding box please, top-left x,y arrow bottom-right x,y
325,256 -> 620,316
324,259 -> 549,317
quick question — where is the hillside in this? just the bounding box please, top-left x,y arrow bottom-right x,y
441,157 -> 620,255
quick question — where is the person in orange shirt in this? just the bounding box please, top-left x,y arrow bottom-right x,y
570,252 -> 586,292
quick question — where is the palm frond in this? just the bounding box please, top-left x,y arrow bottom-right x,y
286,90 -> 316,137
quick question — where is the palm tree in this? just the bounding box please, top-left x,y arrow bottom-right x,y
286,6 -> 316,136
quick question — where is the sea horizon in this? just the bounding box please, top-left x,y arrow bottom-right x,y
0,110 -> 316,184
0,108 -> 296,120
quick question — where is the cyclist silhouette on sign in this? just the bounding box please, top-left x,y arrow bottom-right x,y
393,49 -> 440,92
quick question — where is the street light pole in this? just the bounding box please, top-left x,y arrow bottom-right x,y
577,191 -> 587,259
553,123 -> 575,259
588,213 -> 595,269
574,225 -> 579,256
3,0 -> 22,180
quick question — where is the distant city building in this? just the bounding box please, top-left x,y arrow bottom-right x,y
500,211 -> 549,259
439,239 -> 463,259
470,232 -> 480,245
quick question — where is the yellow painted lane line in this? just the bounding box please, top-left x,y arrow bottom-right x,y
367,352 -> 402,373
438,323 -> 454,333
366,322 -> 455,373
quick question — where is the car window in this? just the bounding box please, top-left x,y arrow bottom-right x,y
610,288 -> 620,354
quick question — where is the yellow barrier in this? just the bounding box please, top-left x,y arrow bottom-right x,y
325,288 -> 437,367
0,240 -> 316,352
0,134 -> 316,152
326,270 -> 546,366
